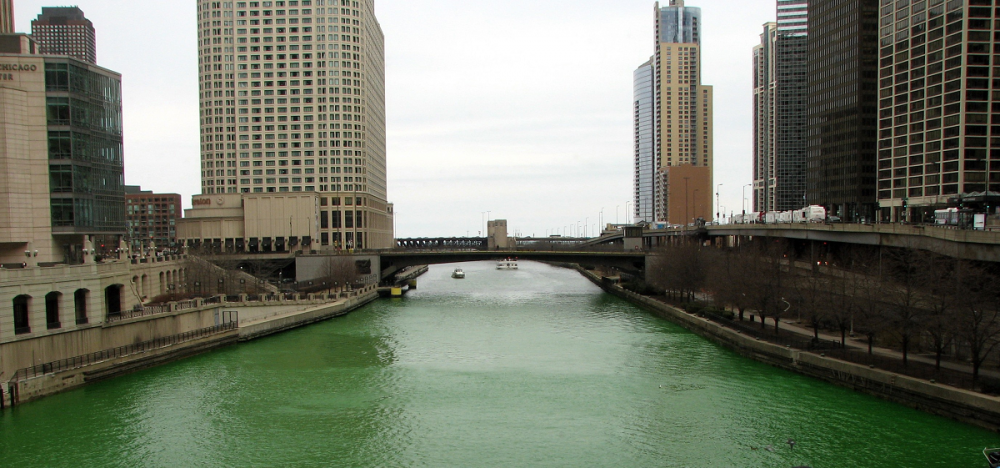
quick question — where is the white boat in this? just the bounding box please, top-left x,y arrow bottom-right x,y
496,258 -> 518,270
451,268 -> 465,279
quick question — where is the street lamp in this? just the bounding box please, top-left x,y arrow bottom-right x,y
625,201 -> 632,225
616,205 -> 620,225
716,183 -> 723,223
693,189 -> 700,224
743,183 -> 752,216
684,177 -> 690,226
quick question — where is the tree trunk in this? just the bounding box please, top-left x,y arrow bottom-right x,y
935,349 -> 942,370
738,308 -> 745,321
901,336 -> 909,365
867,334 -> 874,355
813,321 -> 820,340
840,328 -> 847,349
774,317 -> 780,335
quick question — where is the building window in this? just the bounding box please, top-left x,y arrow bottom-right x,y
13,295 -> 31,335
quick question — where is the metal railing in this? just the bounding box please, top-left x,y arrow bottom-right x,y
7,322 -> 237,385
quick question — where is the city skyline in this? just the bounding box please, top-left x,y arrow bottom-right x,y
12,0 -> 778,238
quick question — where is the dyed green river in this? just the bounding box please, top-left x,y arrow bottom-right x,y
1,262 -> 997,467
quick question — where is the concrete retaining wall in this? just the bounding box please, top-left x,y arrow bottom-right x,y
5,291 -> 380,406
577,267 -> 1000,432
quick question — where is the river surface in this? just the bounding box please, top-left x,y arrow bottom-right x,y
1,261 -> 998,467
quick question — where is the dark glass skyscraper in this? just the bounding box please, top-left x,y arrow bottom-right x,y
806,0 -> 880,221
31,7 -> 97,64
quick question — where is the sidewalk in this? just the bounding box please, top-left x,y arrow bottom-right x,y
759,316 -> 1000,381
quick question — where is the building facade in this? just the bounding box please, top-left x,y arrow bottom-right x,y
633,58 -> 656,224
195,0 -> 392,250
0,36 -> 124,266
0,0 -> 13,34
31,7 -> 97,64
877,0 -> 997,222
753,0 -> 809,214
650,0 -> 714,225
753,23 -> 778,213
806,0 -> 880,222
126,187 -> 182,252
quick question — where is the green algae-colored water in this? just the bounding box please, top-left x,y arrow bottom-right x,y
1,261 -> 997,467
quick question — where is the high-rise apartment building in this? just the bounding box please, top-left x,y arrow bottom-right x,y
31,7 -> 97,64
633,58 -> 655,224
126,187 -> 182,252
877,0 -> 997,222
753,0 -> 809,213
642,0 -> 713,225
806,0 -> 879,222
0,34 -> 124,265
195,0 -> 392,250
0,0 -> 13,34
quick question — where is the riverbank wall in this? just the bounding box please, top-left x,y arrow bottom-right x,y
576,267 -> 1000,432
4,290 -> 379,406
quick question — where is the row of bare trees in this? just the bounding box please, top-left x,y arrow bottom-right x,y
646,240 -> 1000,382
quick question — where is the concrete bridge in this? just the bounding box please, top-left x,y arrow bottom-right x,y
378,250 -> 645,280
585,223 -> 1000,262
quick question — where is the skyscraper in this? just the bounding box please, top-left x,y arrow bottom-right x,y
753,0 -> 808,213
633,58 -> 655,224
195,0 -> 392,250
877,0 -> 997,222
806,0 -> 879,222
0,0 -> 13,34
31,7 -> 97,64
753,23 -> 777,213
646,0 -> 714,225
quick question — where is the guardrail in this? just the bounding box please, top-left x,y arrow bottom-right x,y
104,287 -> 377,324
5,321 -> 238,406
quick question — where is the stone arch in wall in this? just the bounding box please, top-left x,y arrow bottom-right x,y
105,285 -> 123,317
13,295 -> 31,335
45,291 -> 62,330
74,289 -> 89,325
159,271 -> 166,296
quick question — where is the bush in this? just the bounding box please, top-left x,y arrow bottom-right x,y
683,301 -> 710,314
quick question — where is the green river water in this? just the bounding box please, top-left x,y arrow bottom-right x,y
1,261 -> 998,467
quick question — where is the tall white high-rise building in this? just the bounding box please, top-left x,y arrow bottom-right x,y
633,58 -> 655,224
195,0 -> 392,250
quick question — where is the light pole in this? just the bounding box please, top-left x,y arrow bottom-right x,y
743,183 -> 751,216
481,212 -> 485,239
616,205 -> 620,225
693,189 -> 700,224
585,217 -> 588,237
684,177 -> 690,226
625,201 -> 632,225
600,207 -> 604,230
716,183 -> 723,223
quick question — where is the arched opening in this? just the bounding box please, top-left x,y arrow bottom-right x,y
45,292 -> 62,329
74,289 -> 89,325
141,274 -> 149,300
13,295 -> 31,335
105,285 -> 123,317
159,271 -> 166,295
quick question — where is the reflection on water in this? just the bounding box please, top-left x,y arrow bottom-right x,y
1,261 -> 996,467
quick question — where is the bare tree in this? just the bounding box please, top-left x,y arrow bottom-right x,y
322,256 -> 359,292
920,254 -> 958,370
709,249 -> 755,321
647,241 -> 708,302
882,245 -> 929,365
952,260 -> 1000,383
744,240 -> 789,333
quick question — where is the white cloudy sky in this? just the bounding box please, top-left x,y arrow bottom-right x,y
14,0 -> 777,238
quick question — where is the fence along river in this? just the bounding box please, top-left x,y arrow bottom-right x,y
0,261 -> 997,467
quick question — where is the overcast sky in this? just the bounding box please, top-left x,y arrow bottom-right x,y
14,0 -> 778,238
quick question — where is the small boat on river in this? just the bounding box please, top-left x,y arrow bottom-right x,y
985,448 -> 1000,467
452,268 -> 465,279
496,258 -> 518,270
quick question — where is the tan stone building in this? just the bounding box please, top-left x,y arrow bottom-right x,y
640,1 -> 714,225
195,0 -> 393,250
178,192 -> 321,253
0,0 -> 12,35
